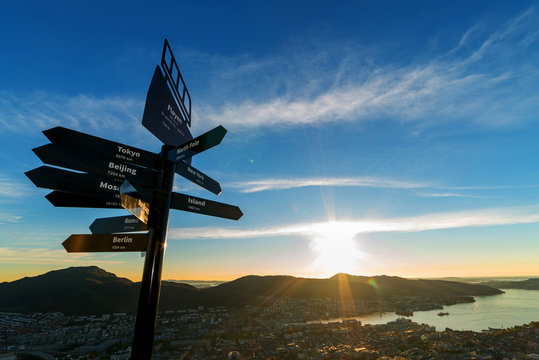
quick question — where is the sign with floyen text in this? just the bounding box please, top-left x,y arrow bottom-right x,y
142,66 -> 192,147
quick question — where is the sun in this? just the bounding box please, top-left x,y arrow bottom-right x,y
309,221 -> 364,275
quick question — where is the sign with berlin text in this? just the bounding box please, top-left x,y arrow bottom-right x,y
175,160 -> 222,195
44,126 -> 160,170
33,143 -> 157,187
90,215 -> 149,234
142,66 -> 192,147
167,125 -> 227,163
171,192 -> 243,220
62,233 -> 148,252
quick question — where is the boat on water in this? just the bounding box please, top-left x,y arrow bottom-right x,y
438,312 -> 449,316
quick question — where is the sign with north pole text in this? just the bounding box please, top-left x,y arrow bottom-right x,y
168,125 -> 227,163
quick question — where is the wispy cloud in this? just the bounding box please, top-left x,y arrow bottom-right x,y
0,247 -> 125,265
168,206 -> 539,240
0,174 -> 29,198
415,192 -> 482,199
195,7 -> 539,131
0,91 -> 144,136
226,175 -> 539,194
228,177 -> 427,193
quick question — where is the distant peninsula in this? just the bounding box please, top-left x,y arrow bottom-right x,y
479,278 -> 539,290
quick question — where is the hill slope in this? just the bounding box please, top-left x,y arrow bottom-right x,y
0,267 -> 503,314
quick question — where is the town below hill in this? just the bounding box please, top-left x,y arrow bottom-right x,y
0,266 -> 504,315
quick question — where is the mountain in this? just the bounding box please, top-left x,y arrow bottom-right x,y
0,267 -> 503,314
0,266 -> 139,314
478,278 -> 539,290
206,273 -> 502,303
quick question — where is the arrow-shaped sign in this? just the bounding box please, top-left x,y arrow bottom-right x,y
120,181 -> 152,225
33,143 -> 157,187
43,126 -> 160,170
26,166 -> 122,201
62,233 -> 148,252
170,192 -> 242,220
175,161 -> 222,195
168,125 -> 227,163
142,66 -> 193,147
46,191 -> 123,208
90,215 -> 149,234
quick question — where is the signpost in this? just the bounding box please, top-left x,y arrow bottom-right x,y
171,192 -> 243,220
25,38 -> 243,360
33,143 -> 158,187
167,125 -> 227,163
46,191 -> 123,208
90,215 -> 148,234
175,160 -> 222,195
62,233 -> 148,252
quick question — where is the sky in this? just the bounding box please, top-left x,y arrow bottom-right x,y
1,1 -> 539,282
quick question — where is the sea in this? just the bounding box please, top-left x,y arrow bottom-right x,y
309,289 -> 539,332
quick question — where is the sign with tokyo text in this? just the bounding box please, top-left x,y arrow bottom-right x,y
62,233 -> 148,252
44,126 -> 160,170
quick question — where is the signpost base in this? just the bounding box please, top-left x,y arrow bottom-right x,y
131,145 -> 175,360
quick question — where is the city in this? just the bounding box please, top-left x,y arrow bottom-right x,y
2,297 -> 538,360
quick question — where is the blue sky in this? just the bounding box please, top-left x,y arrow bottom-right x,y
1,1 -> 538,281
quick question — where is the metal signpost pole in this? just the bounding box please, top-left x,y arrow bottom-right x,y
131,145 -> 175,360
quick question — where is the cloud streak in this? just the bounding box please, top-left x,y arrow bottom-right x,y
196,7 -> 539,131
0,247 -> 125,265
228,177 -> 427,193
0,91 -> 143,136
168,206 -> 539,240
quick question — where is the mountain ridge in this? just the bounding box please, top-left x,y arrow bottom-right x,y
0,266 -> 503,315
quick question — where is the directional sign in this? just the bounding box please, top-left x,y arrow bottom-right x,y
26,166 -> 122,201
120,181 -> 151,224
168,125 -> 227,163
175,161 -> 222,195
90,215 -> 148,234
62,233 -> 148,252
142,66 -> 192,147
33,143 -> 157,187
46,191 -> 122,208
43,126 -> 160,170
170,192 -> 242,220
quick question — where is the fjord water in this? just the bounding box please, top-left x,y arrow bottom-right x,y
313,289 -> 539,331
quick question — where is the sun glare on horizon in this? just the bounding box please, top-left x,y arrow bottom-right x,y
309,221 -> 365,275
